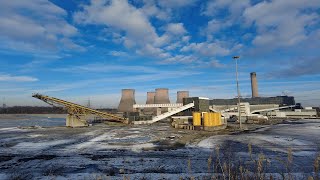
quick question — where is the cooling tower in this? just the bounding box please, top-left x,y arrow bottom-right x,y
144,92 -> 156,115
118,89 -> 136,112
176,91 -> 189,103
146,92 -> 155,104
250,72 -> 259,98
154,88 -> 170,104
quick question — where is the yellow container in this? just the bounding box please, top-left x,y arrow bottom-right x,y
207,112 -> 221,126
210,112 -> 215,126
204,112 -> 214,127
209,113 -> 215,126
209,112 -> 215,126
215,113 -> 222,126
192,112 -> 201,126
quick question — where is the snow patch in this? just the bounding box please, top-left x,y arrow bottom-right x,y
195,135 -> 226,149
71,132 -> 116,150
28,134 -> 43,138
0,127 -> 26,132
131,143 -> 155,152
13,139 -> 74,151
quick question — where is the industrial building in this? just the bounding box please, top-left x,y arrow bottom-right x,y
210,72 -> 295,106
121,72 -> 316,126
208,72 -> 316,119
171,97 -> 227,131
31,72 -> 318,128
210,96 -> 296,106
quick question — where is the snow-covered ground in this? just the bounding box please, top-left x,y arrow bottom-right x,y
0,116 -> 319,179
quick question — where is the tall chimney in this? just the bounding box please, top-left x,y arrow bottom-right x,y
177,91 -> 189,103
250,72 -> 259,98
154,88 -> 170,104
118,89 -> 136,112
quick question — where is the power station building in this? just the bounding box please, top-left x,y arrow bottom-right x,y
118,72 -> 300,118
210,96 -> 296,106
210,72 -> 295,106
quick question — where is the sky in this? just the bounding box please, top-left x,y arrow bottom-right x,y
0,0 -> 319,108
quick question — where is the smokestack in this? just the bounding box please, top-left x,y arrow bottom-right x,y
177,91 -> 189,103
154,88 -> 170,104
250,72 -> 259,98
146,92 -> 155,104
118,89 -> 136,112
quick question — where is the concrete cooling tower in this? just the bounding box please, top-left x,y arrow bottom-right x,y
154,88 -> 170,104
146,92 -> 155,104
144,92 -> 155,115
250,72 -> 259,98
176,91 -> 189,103
118,89 -> 136,112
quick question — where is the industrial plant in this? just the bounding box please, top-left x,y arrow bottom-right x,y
1,72 -> 319,180
31,72 -> 318,128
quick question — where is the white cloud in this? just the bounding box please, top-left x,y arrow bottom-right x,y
201,0 -> 249,41
74,0 -> 172,58
136,44 -> 170,58
31,70 -> 201,94
166,23 -> 187,35
107,50 -> 128,57
54,63 -> 158,73
74,0 -> 159,46
158,0 -> 198,8
268,57 -> 320,78
181,42 -> 231,56
73,0 -> 241,64
202,0 -> 249,17
140,0 -> 170,20
0,74 -> 38,82
209,60 -> 225,68
164,42 -> 182,51
0,0 -> 82,51
162,55 -> 197,64
243,0 -> 320,48
138,0 -> 198,20
205,20 -> 223,34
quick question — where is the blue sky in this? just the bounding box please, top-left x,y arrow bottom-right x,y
0,0 -> 319,108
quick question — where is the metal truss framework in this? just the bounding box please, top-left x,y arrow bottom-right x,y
32,93 -> 126,124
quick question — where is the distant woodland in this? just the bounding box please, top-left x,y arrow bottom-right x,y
0,106 -> 117,114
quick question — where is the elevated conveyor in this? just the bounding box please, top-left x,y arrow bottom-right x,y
251,105 -> 296,114
209,106 -> 229,118
32,93 -> 127,127
133,103 -> 183,108
133,102 -> 194,125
